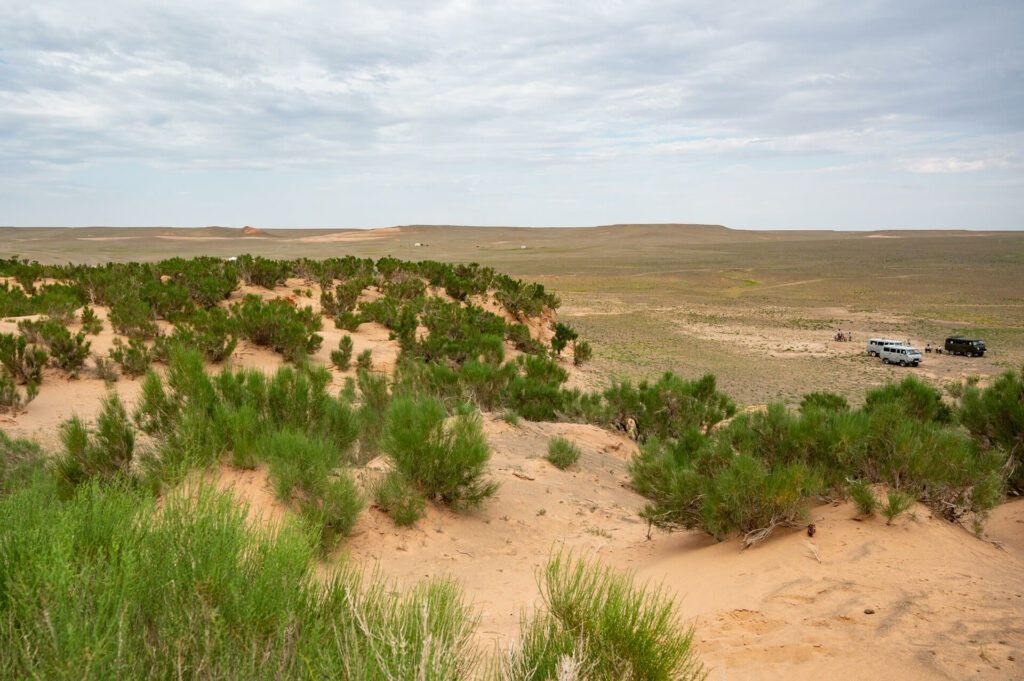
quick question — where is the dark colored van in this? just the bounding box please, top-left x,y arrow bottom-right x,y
944,336 -> 986,356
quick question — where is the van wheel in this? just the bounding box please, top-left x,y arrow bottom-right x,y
899,360 -> 907,367
882,358 -> 890,364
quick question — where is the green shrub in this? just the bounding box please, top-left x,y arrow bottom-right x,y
110,338 -> 152,377
864,375 -> 952,424
238,254 -> 290,288
0,370 -> 38,415
502,410 -> 520,426
19,320 -> 91,376
331,335 -> 354,370
0,479 -> 479,679
551,322 -> 578,356
300,473 -> 365,551
546,436 -> 581,470
108,295 -> 159,339
181,306 -> 238,362
573,339 -> 593,366
958,364 -> 1024,491
881,490 -> 915,525
335,277 -> 369,311
53,393 -> 135,494
0,429 -> 44,492
93,356 -> 119,383
79,306 -> 103,334
503,552 -> 704,681
800,391 -> 849,413
374,470 -> 426,526
381,396 -> 497,509
334,310 -> 362,331
505,323 -> 544,354
356,348 -> 373,370
0,333 -> 47,385
847,479 -> 877,515
320,289 -> 339,317
231,294 -> 322,362
603,372 -> 736,441
356,369 -> 390,459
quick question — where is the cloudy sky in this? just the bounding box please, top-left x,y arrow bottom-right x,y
2,1 -> 1022,229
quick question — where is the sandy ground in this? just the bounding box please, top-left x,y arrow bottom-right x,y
2,272 -> 1022,680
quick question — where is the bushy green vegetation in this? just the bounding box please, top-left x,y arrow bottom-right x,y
381,395 -> 497,509
0,477 -> 480,680
18,318 -> 90,376
110,337 -> 152,377
502,552 -> 704,681
53,393 -> 136,496
332,334 -> 355,370
374,469 -> 427,526
546,436 -> 581,470
231,294 -> 322,362
957,364 -> 1024,491
630,376 -> 1008,543
0,333 -> 47,386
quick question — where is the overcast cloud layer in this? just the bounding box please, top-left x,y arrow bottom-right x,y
2,1 -> 1022,229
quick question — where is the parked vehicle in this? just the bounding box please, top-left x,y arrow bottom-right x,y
880,344 -> 923,367
866,338 -> 904,357
944,336 -> 986,357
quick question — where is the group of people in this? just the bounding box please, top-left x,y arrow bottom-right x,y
834,329 -> 852,342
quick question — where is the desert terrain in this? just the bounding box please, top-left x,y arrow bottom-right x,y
1,224 -> 1022,680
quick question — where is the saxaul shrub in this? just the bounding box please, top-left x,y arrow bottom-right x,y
546,436 -> 581,470
178,306 -> 238,362
882,490 -> 915,525
799,391 -> 849,413
237,254 -> 290,288
373,470 -> 426,526
93,355 -> 119,383
110,338 -> 152,377
572,339 -> 593,366
864,375 -> 953,424
847,479 -> 877,515
79,306 -> 103,334
356,369 -> 389,459
0,333 -> 47,385
0,479 -> 480,679
108,295 -> 159,339
381,395 -> 497,509
356,348 -> 373,370
230,294 -> 322,362
505,322 -> 545,355
335,276 -> 370,311
502,552 -> 704,681
0,428 -> 44,492
19,319 -> 90,376
334,311 -> 362,331
958,364 -> 1024,491
53,393 -> 135,495
550,322 -> 578,356
320,289 -> 340,317
331,335 -> 354,370
603,372 -> 736,441
0,370 -> 38,416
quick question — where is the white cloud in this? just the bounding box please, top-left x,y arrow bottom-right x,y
0,0 -> 1022,227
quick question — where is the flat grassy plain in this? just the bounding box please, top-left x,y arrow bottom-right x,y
3,223 -> 1022,405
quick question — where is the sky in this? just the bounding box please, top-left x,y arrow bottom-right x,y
1,1 -> 1023,230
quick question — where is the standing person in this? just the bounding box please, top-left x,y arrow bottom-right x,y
926,342 -> 931,353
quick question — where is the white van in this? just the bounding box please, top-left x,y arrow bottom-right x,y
880,344 -> 922,367
866,338 -> 904,357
